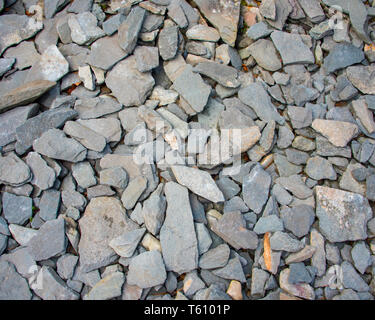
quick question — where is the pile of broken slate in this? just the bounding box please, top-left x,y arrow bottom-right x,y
1,0 -> 375,301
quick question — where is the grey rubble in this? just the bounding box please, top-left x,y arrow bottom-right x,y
0,0 -> 374,302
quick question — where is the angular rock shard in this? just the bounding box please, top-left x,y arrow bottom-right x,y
171,165 -> 224,203
160,182 -> 198,274
193,0 -> 240,47
0,80 -> 56,114
315,186 -> 373,242
78,197 -> 139,272
312,119 -> 358,147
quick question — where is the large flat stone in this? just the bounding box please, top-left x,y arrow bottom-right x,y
0,80 -> 56,114
105,56 -> 155,107
193,0 -> 240,47
315,186 -> 372,242
160,182 -> 198,274
171,165 -> 224,203
78,197 -> 138,272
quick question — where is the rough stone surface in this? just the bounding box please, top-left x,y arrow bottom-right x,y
160,182 -> 198,274
0,260 -> 32,300
242,164 -> 271,214
315,186 -> 372,242
0,153 -> 32,187
211,211 -> 258,250
16,107 -> 77,154
171,165 -> 224,203
173,65 -> 211,113
0,80 -> 56,114
33,129 -> 87,163
28,218 -> 67,261
193,0 -> 240,46
105,56 -> 155,107
127,250 -> 167,288
239,83 -> 285,125
2,192 -> 32,225
271,31 -> 315,65
312,119 -> 358,147
78,197 -> 138,272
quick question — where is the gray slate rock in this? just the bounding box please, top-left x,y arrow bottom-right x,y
270,231 -> 304,252
74,95 -> 122,120
2,192 -> 32,225
84,271 -> 125,300
195,222 -> 212,254
171,165 -> 224,203
27,218 -> 67,261
0,234 -> 6,255
173,65 -> 211,113
134,45 -> 160,72
118,6 -> 146,55
68,0 -> 93,14
26,152 -> 56,190
63,120 -> 107,152
254,215 -> 284,234
183,271 -> 206,297
324,43 -> 364,73
193,61 -> 240,88
105,56 -> 155,107
280,205 -> 315,238
68,12 -> 105,45
275,174 -> 313,199
103,13 -> 126,35
346,65 -> 375,95
0,246 -> 36,278
238,83 -> 285,125
351,241 -> 371,274
193,0 -> 240,46
212,256 -> 246,283
158,25 -> 179,61
0,104 -> 38,147
0,153 -> 32,187
0,80 -> 56,115
287,106 -> 312,129
0,14 -> 43,55
0,260 -> 32,300
33,129 -> 87,163
78,197 -> 138,272
160,182 -> 198,274
199,244 -> 230,269
288,262 -> 313,284
127,250 -> 167,288
25,45 -> 69,83
121,176 -> 148,210
270,31 -> 314,65
242,164 -> 271,214
72,162 -> 96,189
211,211 -> 258,250
100,167 -> 128,189
56,254 -> 79,280
305,156 -> 337,180
88,36 -> 128,70
39,190 -> 61,221
0,58 -> 15,77
109,227 -> 146,258
142,184 -> 166,236
62,190 -> 87,211
15,107 -> 77,154
246,22 -> 272,40
248,39 -> 282,72
0,216 -> 9,236
33,266 -> 80,300
341,261 -> 369,292
315,186 -> 372,242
